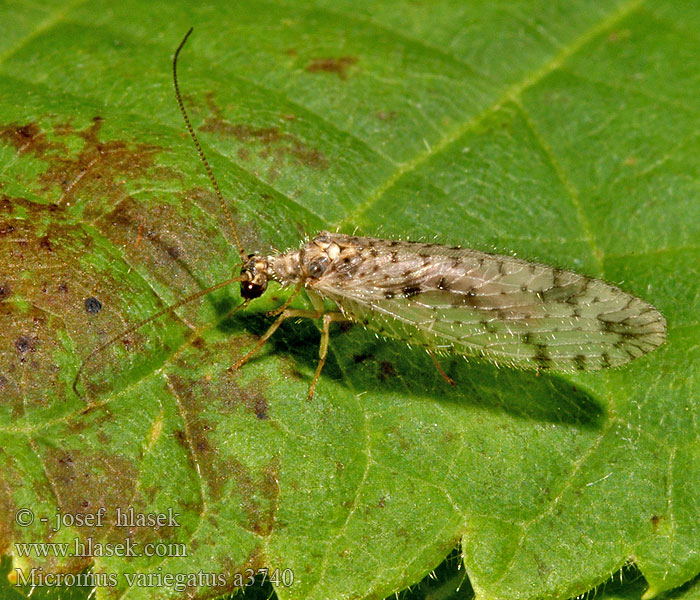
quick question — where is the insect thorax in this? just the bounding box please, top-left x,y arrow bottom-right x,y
240,231 -> 357,298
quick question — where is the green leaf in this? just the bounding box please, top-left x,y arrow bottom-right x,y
0,1 -> 698,600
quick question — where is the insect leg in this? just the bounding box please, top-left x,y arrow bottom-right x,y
233,308 -> 323,370
308,312 -> 346,400
428,351 -> 456,387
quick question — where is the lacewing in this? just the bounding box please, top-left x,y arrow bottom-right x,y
73,30 -> 667,401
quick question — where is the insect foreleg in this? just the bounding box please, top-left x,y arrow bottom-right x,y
232,307 -> 323,371
308,312 -> 346,400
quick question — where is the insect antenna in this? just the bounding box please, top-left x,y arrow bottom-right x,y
72,274 -> 248,402
173,27 -> 247,263
73,30 -> 256,402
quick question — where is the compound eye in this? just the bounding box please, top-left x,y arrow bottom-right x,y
307,256 -> 329,278
241,280 -> 267,299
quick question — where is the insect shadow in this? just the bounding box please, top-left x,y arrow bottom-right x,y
216,299 -> 605,429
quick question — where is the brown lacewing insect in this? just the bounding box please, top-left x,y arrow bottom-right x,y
72,29 -> 667,401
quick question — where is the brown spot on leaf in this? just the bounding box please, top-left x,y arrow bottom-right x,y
190,336 -> 205,350
376,110 -> 397,121
38,238 -> 53,256
0,223 -> 15,235
379,360 -> 397,381
237,146 -> 250,161
221,385 -> 271,421
0,122 -> 58,155
0,117 -> 163,209
306,56 -> 358,79
43,447 -> 138,546
199,93 -> 328,175
15,335 -> 36,354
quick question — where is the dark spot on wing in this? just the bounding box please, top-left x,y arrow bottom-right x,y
403,285 -> 422,298
437,277 -> 449,291
573,354 -> 587,371
534,345 -> 552,369
451,289 -> 477,307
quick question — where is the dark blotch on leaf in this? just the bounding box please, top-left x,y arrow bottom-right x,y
254,397 -> 268,420
199,93 -> 328,171
84,297 -> 102,314
379,361 -> 397,380
39,235 -> 52,251
306,56 -> 358,79
15,335 -> 35,354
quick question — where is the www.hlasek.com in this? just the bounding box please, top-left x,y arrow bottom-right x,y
14,567 -> 295,592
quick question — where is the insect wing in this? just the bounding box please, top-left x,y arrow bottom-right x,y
310,236 -> 666,371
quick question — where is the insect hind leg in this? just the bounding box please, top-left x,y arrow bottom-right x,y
428,351 -> 457,387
